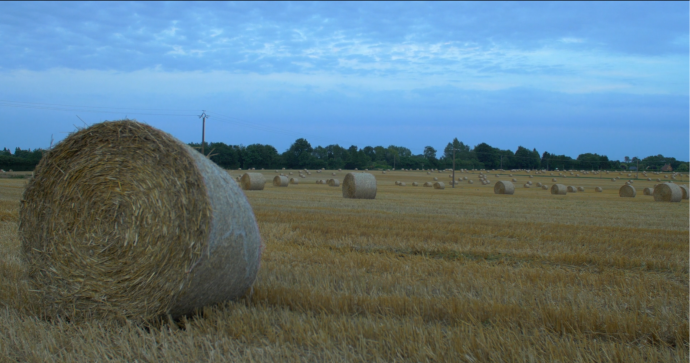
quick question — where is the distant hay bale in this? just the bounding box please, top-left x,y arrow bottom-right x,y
529,175 -> 533,178
493,181 -> 515,194
643,187 -> 653,195
342,173 -> 376,199
19,120 -> 262,321
328,178 -> 340,187
653,183 -> 682,202
412,182 -> 419,186
619,185 -> 636,198
433,182 -> 445,189
399,182 -> 406,186
241,173 -> 266,190
577,187 -> 585,192
423,182 -> 433,187
567,186 -> 577,193
395,181 -> 400,185
647,178 -> 652,181
524,183 -> 531,188
611,178 -> 616,182
382,171 -> 386,174
552,178 -> 557,182
332,172 -> 336,176
551,184 -> 567,195
468,180 -> 474,184
273,175 -> 289,187
536,182 -> 542,187
595,187 -> 603,192
511,178 -> 517,182
433,177 -> 438,181
289,178 -> 299,185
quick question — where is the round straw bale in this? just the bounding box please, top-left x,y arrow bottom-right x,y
332,172 -> 336,176
542,184 -> 549,190
551,184 -> 567,195
653,183 -> 682,202
412,182 -> 419,186
577,187 -> 585,192
567,186 -> 577,193
493,181 -> 515,194
433,177 -> 438,181
342,173 -> 376,199
536,182 -> 542,187
433,182 -> 445,189
552,178 -> 557,182
328,178 -> 340,187
19,120 -> 262,321
399,182 -> 406,186
273,175 -> 289,187
241,173 -> 266,190
595,187 -> 603,192
509,174 -> 513,177
468,180 -> 474,184
643,187 -> 653,195
289,178 -> 299,184
524,183 -> 531,188
511,178 -> 517,182
611,178 -> 616,182
647,178 -> 652,181
423,181 -> 433,187
679,185 -> 689,199
619,185 -> 636,197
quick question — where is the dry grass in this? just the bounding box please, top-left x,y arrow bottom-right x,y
0,169 -> 688,362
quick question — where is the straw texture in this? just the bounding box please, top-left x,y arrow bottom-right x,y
342,173 -> 377,199
19,120 -> 262,322
494,181 -> 515,195
273,175 -> 289,187
241,173 -> 266,190
619,185 -> 636,198
653,183 -> 682,202
551,184 -> 567,195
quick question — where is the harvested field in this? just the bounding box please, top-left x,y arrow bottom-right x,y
0,169 -> 688,362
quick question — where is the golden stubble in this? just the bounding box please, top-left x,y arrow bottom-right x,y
0,169 -> 688,362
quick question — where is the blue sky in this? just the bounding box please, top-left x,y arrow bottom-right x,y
0,1 -> 688,161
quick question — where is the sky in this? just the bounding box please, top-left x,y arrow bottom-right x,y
0,1 -> 688,161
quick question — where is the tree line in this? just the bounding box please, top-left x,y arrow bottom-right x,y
2,140 -> 688,172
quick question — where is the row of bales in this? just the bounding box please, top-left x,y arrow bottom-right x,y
490,180 -> 688,202
236,171 -> 377,199
15,119 -> 685,326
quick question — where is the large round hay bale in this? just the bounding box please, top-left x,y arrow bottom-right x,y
619,185 -> 636,197
342,173 -> 376,199
595,187 -> 603,192
680,185 -> 689,199
19,120 -> 262,321
433,182 -> 445,189
494,181 -> 515,195
241,173 -> 266,190
328,178 -> 340,187
551,184 -> 567,195
643,187 -> 653,195
653,183 -> 682,202
289,177 -> 299,185
273,175 -> 289,187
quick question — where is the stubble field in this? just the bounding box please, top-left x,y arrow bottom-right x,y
0,169 -> 688,362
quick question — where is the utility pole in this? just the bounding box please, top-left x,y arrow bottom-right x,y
451,148 -> 461,188
199,110 -> 209,156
